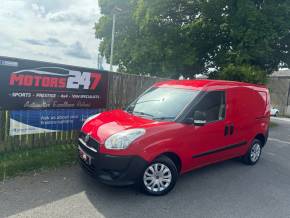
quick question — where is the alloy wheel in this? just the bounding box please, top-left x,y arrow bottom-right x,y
250,143 -> 261,163
143,163 -> 172,193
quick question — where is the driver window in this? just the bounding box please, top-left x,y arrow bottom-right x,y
192,91 -> 226,123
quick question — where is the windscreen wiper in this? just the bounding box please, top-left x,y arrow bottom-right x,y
154,116 -> 175,121
133,111 -> 155,118
134,99 -> 160,105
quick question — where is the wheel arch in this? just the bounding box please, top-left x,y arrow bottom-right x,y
254,133 -> 266,147
155,152 -> 182,173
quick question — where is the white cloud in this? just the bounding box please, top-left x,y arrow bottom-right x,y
46,5 -> 97,25
22,37 -> 66,47
65,41 -> 92,59
31,3 -> 46,18
0,0 -> 109,69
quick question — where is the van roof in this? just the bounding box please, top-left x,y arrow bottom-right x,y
154,79 -> 267,91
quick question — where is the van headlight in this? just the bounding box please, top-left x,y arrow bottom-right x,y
104,128 -> 146,150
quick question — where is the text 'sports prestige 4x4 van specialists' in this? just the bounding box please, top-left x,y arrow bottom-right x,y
78,80 -> 270,195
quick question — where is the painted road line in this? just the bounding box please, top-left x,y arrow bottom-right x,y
268,138 -> 290,145
271,117 -> 290,122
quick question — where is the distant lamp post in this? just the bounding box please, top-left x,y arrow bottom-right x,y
110,7 -> 123,72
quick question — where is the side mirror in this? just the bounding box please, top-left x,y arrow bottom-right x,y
193,111 -> 206,126
183,117 -> 194,124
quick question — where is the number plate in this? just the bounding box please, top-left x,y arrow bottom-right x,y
79,147 -> 92,165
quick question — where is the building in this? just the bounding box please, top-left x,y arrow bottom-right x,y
268,69 -> 290,116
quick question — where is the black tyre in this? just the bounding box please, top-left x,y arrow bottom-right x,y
242,139 -> 262,165
139,155 -> 178,196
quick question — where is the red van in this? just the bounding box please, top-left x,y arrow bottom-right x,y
79,80 -> 270,195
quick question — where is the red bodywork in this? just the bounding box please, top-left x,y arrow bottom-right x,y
81,80 -> 270,174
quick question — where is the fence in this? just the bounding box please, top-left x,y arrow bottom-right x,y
0,72 -> 163,153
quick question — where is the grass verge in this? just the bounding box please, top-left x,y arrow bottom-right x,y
270,121 -> 278,128
0,144 -> 77,181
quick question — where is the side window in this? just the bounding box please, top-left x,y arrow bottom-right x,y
192,91 -> 226,122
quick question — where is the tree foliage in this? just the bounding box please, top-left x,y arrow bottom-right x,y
95,0 -> 290,83
217,64 -> 267,84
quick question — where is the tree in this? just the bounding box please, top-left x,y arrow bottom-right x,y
95,0 -> 290,83
217,64 -> 267,84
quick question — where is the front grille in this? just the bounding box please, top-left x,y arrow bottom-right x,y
79,132 -> 100,152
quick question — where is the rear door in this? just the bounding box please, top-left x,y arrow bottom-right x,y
228,87 -> 269,149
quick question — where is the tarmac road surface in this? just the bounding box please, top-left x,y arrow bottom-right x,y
0,117 -> 290,218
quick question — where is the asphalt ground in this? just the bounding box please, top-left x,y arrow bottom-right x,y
0,117 -> 290,218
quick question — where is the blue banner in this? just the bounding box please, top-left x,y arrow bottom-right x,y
9,109 -> 101,136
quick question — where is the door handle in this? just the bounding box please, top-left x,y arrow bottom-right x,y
224,125 -> 229,136
230,125 -> 234,135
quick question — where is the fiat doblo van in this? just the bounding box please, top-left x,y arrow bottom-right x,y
79,80 -> 270,195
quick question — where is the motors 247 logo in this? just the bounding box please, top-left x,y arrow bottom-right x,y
9,67 -> 102,90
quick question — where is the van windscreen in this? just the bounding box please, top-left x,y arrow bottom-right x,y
126,87 -> 199,121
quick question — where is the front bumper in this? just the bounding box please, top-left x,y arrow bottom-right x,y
78,137 -> 148,186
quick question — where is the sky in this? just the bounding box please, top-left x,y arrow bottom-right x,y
0,0 -> 110,69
